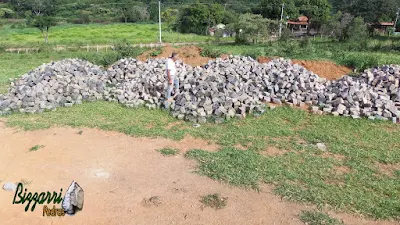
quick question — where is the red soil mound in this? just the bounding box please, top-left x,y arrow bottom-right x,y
258,56 -> 353,80
292,60 -> 353,80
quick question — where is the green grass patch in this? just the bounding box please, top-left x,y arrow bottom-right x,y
157,147 -> 180,156
0,23 -> 212,47
200,193 -> 228,210
29,145 -> 44,152
299,210 -> 344,225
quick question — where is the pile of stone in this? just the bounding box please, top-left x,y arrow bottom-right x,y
171,57 -> 328,123
103,58 -> 192,109
0,59 -> 107,114
319,65 -> 400,121
0,55 -> 399,124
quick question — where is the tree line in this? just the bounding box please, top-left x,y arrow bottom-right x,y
0,0 -> 399,44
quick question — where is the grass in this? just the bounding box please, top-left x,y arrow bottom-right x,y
157,147 -> 180,156
0,23 -> 213,48
2,102 -> 399,220
200,193 -> 228,210
29,145 -> 45,152
299,210 -> 344,225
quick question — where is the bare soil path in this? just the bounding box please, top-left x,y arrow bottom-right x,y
0,124 -> 394,225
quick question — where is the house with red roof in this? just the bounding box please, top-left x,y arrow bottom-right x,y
287,16 -> 309,32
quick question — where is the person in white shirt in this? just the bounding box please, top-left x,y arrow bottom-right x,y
164,52 -> 180,109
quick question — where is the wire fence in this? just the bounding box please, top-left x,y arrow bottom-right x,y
4,41 -> 236,54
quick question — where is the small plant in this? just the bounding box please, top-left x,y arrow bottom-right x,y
200,47 -> 225,58
29,145 -> 45,152
113,41 -> 143,58
157,147 -> 179,156
77,130 -> 83,135
200,193 -> 228,210
299,210 -> 344,225
242,49 -> 263,60
150,48 -> 162,57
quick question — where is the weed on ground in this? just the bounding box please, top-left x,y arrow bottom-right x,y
157,147 -> 180,156
29,145 -> 45,152
200,193 -> 228,210
299,210 -> 344,225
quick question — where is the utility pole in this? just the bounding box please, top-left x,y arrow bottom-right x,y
279,3 -> 285,38
158,1 -> 162,43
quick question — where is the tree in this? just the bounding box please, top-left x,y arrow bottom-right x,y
330,0 -> 399,23
295,0 -> 332,33
0,7 -> 15,18
176,3 -> 226,35
344,16 -> 368,42
257,0 -> 298,20
162,8 -> 179,31
147,0 -> 159,22
233,13 -> 277,44
20,0 -> 59,43
27,15 -> 56,43
321,11 -> 353,40
130,5 -> 149,22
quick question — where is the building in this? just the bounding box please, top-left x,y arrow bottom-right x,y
287,16 -> 309,32
370,22 -> 395,34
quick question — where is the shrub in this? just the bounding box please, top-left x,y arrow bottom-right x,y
113,42 -> 143,58
280,40 -> 301,56
345,16 -> 368,42
0,42 -> 8,52
80,52 -> 119,67
242,49 -> 263,59
338,53 -> 379,71
200,46 -> 225,58
150,48 -> 162,57
279,27 -> 291,41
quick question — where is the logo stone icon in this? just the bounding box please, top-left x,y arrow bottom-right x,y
62,180 -> 84,215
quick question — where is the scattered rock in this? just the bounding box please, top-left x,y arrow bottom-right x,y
2,182 -> 17,192
316,143 -> 327,151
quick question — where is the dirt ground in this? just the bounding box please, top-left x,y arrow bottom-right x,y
257,56 -> 352,80
0,123 -> 396,225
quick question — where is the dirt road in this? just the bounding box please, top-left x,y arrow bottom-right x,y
0,124 -> 394,225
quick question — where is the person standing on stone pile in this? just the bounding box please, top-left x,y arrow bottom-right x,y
164,52 -> 180,109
